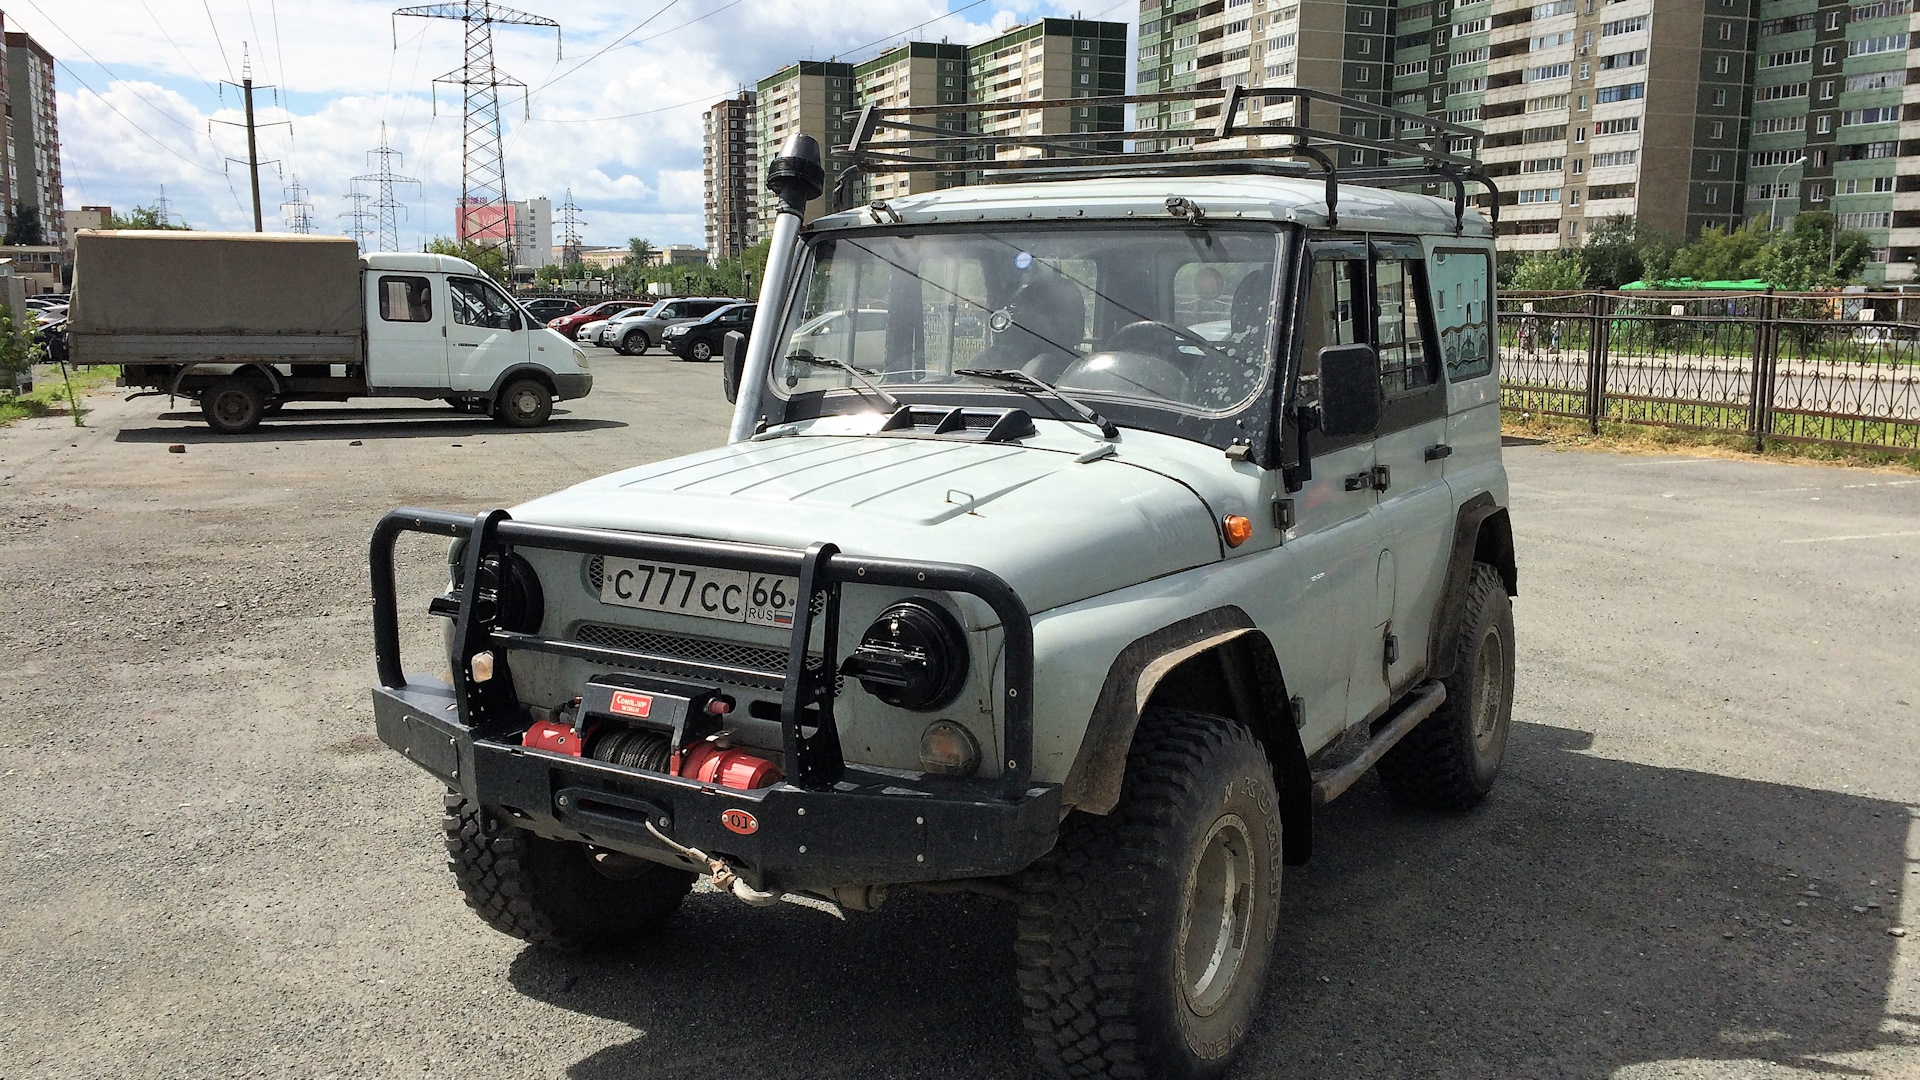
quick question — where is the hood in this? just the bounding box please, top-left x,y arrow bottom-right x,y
512,435 -> 1223,616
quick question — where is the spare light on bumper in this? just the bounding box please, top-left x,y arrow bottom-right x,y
842,599 -> 969,711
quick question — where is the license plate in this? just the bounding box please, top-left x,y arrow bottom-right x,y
599,557 -> 798,628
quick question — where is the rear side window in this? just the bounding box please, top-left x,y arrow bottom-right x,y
1374,259 -> 1438,395
1428,250 -> 1494,381
379,276 -> 432,322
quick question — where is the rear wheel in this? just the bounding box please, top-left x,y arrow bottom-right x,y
1017,708 -> 1282,1080
493,378 -> 553,427
1376,561 -> 1515,809
442,794 -> 694,950
689,339 -> 714,362
618,330 -> 649,356
200,378 -> 267,434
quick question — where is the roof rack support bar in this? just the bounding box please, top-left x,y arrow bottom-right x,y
1218,84 -> 1245,140
845,104 -> 881,157
1292,144 -> 1338,229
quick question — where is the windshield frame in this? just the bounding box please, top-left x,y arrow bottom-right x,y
760,221 -> 1294,463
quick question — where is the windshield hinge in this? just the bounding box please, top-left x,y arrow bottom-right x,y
1165,196 -> 1206,225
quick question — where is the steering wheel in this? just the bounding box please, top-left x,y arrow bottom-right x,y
1103,319 -> 1231,371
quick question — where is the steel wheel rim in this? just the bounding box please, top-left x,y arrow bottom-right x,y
214,390 -> 252,425
1179,813 -> 1255,1016
1471,624 -> 1505,754
508,387 -> 542,418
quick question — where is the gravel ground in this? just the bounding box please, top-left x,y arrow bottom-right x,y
1,353 -> 1916,1080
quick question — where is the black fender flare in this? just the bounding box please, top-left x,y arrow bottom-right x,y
1425,492 -> 1517,682
486,364 -> 558,400
1062,606 -> 1315,865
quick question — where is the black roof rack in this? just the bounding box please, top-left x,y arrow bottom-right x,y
835,86 -> 1499,232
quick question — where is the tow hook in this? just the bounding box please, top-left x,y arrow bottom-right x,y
643,820 -> 844,919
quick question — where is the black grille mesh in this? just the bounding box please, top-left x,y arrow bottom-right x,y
571,623 -> 841,694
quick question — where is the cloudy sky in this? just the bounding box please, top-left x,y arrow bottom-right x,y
26,0 -> 1134,251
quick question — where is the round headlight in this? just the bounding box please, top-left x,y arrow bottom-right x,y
476,551 -> 544,634
848,599 -> 969,711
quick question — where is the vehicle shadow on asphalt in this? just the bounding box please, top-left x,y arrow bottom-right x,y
508,722 -> 1917,1080
111,409 -> 626,443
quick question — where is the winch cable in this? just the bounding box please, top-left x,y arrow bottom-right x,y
642,820 -> 845,919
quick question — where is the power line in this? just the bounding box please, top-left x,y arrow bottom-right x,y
21,0 -> 202,133
135,0 -> 219,94
526,0 -> 675,100
51,58 -> 223,174
203,0 -> 236,81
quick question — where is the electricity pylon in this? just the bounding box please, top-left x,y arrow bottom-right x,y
340,184 -> 374,249
280,174 -> 316,233
558,187 -> 584,267
351,122 -> 421,252
395,1 -> 560,259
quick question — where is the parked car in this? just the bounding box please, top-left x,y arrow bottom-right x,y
662,302 -> 756,362
549,300 -> 647,341
604,297 -> 742,355
786,307 -> 890,363
520,297 -> 582,323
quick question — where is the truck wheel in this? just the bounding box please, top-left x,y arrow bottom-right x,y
442,794 -> 694,951
618,331 -> 649,356
1375,562 -> 1515,809
1017,708 -> 1281,1080
689,340 -> 714,362
493,378 -> 553,427
201,378 -> 267,434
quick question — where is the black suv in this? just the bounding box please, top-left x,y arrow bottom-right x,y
519,297 -> 582,323
662,302 -> 755,362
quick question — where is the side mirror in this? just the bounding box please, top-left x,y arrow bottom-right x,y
722,330 -> 747,404
1316,344 -> 1382,438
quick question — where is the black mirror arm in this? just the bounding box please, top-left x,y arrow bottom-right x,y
1284,403 -> 1319,492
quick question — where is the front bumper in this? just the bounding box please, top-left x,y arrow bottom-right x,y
552,372 -> 593,400
375,676 -> 1060,891
662,335 -> 687,356
368,507 -> 1052,894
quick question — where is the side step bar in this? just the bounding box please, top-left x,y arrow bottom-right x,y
1309,682 -> 1448,807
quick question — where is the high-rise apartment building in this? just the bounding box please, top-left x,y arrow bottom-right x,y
703,92 -> 759,261
756,61 -> 855,232
967,19 -> 1127,162
853,42 -> 970,202
1136,0 -> 1394,155
5,30 -> 59,248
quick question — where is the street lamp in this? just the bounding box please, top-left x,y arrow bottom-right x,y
1769,154 -> 1809,232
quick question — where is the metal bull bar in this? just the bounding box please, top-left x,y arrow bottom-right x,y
368,507 -> 1036,801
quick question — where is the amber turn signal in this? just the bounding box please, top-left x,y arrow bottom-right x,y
1222,514 -> 1253,548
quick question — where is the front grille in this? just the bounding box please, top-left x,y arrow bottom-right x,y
572,623 -> 842,695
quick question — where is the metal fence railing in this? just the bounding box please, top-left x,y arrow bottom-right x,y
1499,290 -> 1920,453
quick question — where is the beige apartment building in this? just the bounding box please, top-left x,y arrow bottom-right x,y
755,62 -> 855,232
853,41 -> 970,202
703,91 -> 759,262
966,19 -> 1127,164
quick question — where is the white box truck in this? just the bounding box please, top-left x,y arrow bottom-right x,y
68,231 -> 593,433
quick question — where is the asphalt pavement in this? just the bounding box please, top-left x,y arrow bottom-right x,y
0,349 -> 1916,1079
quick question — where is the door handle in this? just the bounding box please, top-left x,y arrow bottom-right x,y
1345,466 -> 1391,492
1424,443 -> 1453,461
454,342 -> 480,348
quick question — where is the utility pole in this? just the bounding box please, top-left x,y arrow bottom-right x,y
211,46 -> 287,232
394,2 -> 560,262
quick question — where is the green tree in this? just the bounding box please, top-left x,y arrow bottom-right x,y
1510,250 -> 1587,290
0,307 -> 44,394
535,263 -> 563,284
4,204 -> 43,245
104,205 -> 191,230
1666,220 -> 1769,282
426,237 -> 509,283
1751,211 -> 1872,289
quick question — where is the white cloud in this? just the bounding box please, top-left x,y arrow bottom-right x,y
40,0 -> 1121,247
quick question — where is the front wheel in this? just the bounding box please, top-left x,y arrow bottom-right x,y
1375,561 -> 1515,809
1018,708 -> 1282,1080
493,377 -> 553,428
442,794 -> 694,950
618,331 -> 649,356
201,378 -> 267,434
689,339 -> 714,362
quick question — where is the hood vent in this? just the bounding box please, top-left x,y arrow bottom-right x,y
877,405 -> 1035,443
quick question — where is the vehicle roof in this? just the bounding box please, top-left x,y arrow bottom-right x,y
809,172 -> 1491,238
362,252 -> 483,274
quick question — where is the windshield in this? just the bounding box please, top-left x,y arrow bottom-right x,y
772,226 -> 1283,416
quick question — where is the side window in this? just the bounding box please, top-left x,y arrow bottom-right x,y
1374,259 -> 1437,394
659,304 -> 684,319
449,277 -> 517,330
378,276 -> 432,322
1427,250 -> 1494,381
1298,259 -> 1362,387
857,310 -> 891,332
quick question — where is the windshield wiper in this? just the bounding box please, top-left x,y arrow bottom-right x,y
786,354 -> 901,411
954,368 -> 1119,439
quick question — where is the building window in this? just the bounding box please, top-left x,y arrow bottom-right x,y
1359,9 -> 1374,25
1712,88 -> 1727,105
1821,80 -> 1835,99
1568,220 -> 1581,237
1572,157 -> 1585,173
1578,62 -> 1592,79
1715,55 -> 1729,73
1707,153 -> 1721,172
1706,187 -> 1720,205
1719,22 -> 1733,39
1709,121 -> 1724,138
1827,11 -> 1843,28
1574,126 -> 1587,142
